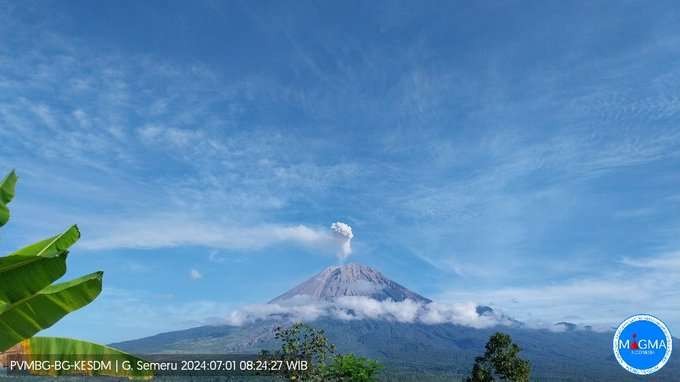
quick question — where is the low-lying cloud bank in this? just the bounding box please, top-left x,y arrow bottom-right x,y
222,296 -> 513,329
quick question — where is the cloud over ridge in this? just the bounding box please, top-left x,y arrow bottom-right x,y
222,296 -> 510,329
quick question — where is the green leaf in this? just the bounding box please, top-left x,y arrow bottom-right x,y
0,225 -> 80,318
0,271 -> 103,352
0,170 -> 17,205
0,170 -> 17,228
0,203 -> 8,228
0,253 -> 68,311
6,336 -> 153,378
9,225 -> 80,258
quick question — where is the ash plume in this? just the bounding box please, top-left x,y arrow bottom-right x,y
330,221 -> 354,260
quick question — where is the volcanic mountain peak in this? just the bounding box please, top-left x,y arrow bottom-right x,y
269,263 -> 432,304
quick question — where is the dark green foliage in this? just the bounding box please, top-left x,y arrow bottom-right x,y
466,332 -> 530,382
264,323 -> 383,382
275,322 -> 336,365
468,361 -> 492,382
269,322 -> 336,381
0,170 -> 17,228
322,354 -> 382,382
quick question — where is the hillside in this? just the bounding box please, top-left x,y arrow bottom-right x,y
111,264 -> 680,381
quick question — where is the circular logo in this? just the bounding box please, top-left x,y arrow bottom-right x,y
613,314 -> 673,375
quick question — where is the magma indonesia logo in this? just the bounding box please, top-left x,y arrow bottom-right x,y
613,314 -> 673,375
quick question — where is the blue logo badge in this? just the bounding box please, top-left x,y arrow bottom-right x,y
613,314 -> 673,375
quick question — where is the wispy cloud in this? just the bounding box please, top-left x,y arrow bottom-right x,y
80,215 -> 353,259
0,23 -> 365,253
6,0 -> 680,341
189,269 -> 203,280
621,252 -> 680,270
42,287 -> 236,343
438,252 -> 680,331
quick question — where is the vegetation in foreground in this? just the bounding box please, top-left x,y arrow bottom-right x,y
0,170 -> 148,378
263,322 -> 382,381
466,332 -> 531,382
263,323 -> 530,382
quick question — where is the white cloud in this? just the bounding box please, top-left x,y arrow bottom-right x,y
189,269 -> 203,280
79,215 -> 353,259
621,252 -> 680,270
437,254 -> 680,333
138,125 -> 206,148
222,296 -> 509,329
72,109 -> 90,128
208,250 -> 226,263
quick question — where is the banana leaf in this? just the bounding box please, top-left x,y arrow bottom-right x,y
0,253 -> 68,311
1,336 -> 153,378
0,271 -> 103,352
0,170 -> 17,227
8,225 -> 80,257
0,203 -> 7,228
0,225 -> 80,312
0,170 -> 16,204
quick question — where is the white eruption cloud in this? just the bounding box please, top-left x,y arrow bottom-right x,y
83,218 -> 356,262
330,222 -> 354,260
222,297 -> 511,329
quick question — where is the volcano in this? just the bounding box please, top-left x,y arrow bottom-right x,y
111,263 -> 680,381
270,263 -> 432,304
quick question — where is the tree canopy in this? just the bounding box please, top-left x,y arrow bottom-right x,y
466,332 -> 531,382
267,322 -> 381,382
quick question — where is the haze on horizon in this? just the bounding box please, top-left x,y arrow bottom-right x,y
1,0 -> 679,343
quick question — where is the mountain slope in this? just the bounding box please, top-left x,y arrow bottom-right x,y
111,319 -> 680,381
110,263 -> 680,381
269,263 -> 431,303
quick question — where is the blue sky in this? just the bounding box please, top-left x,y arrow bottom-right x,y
1,0 -> 680,343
